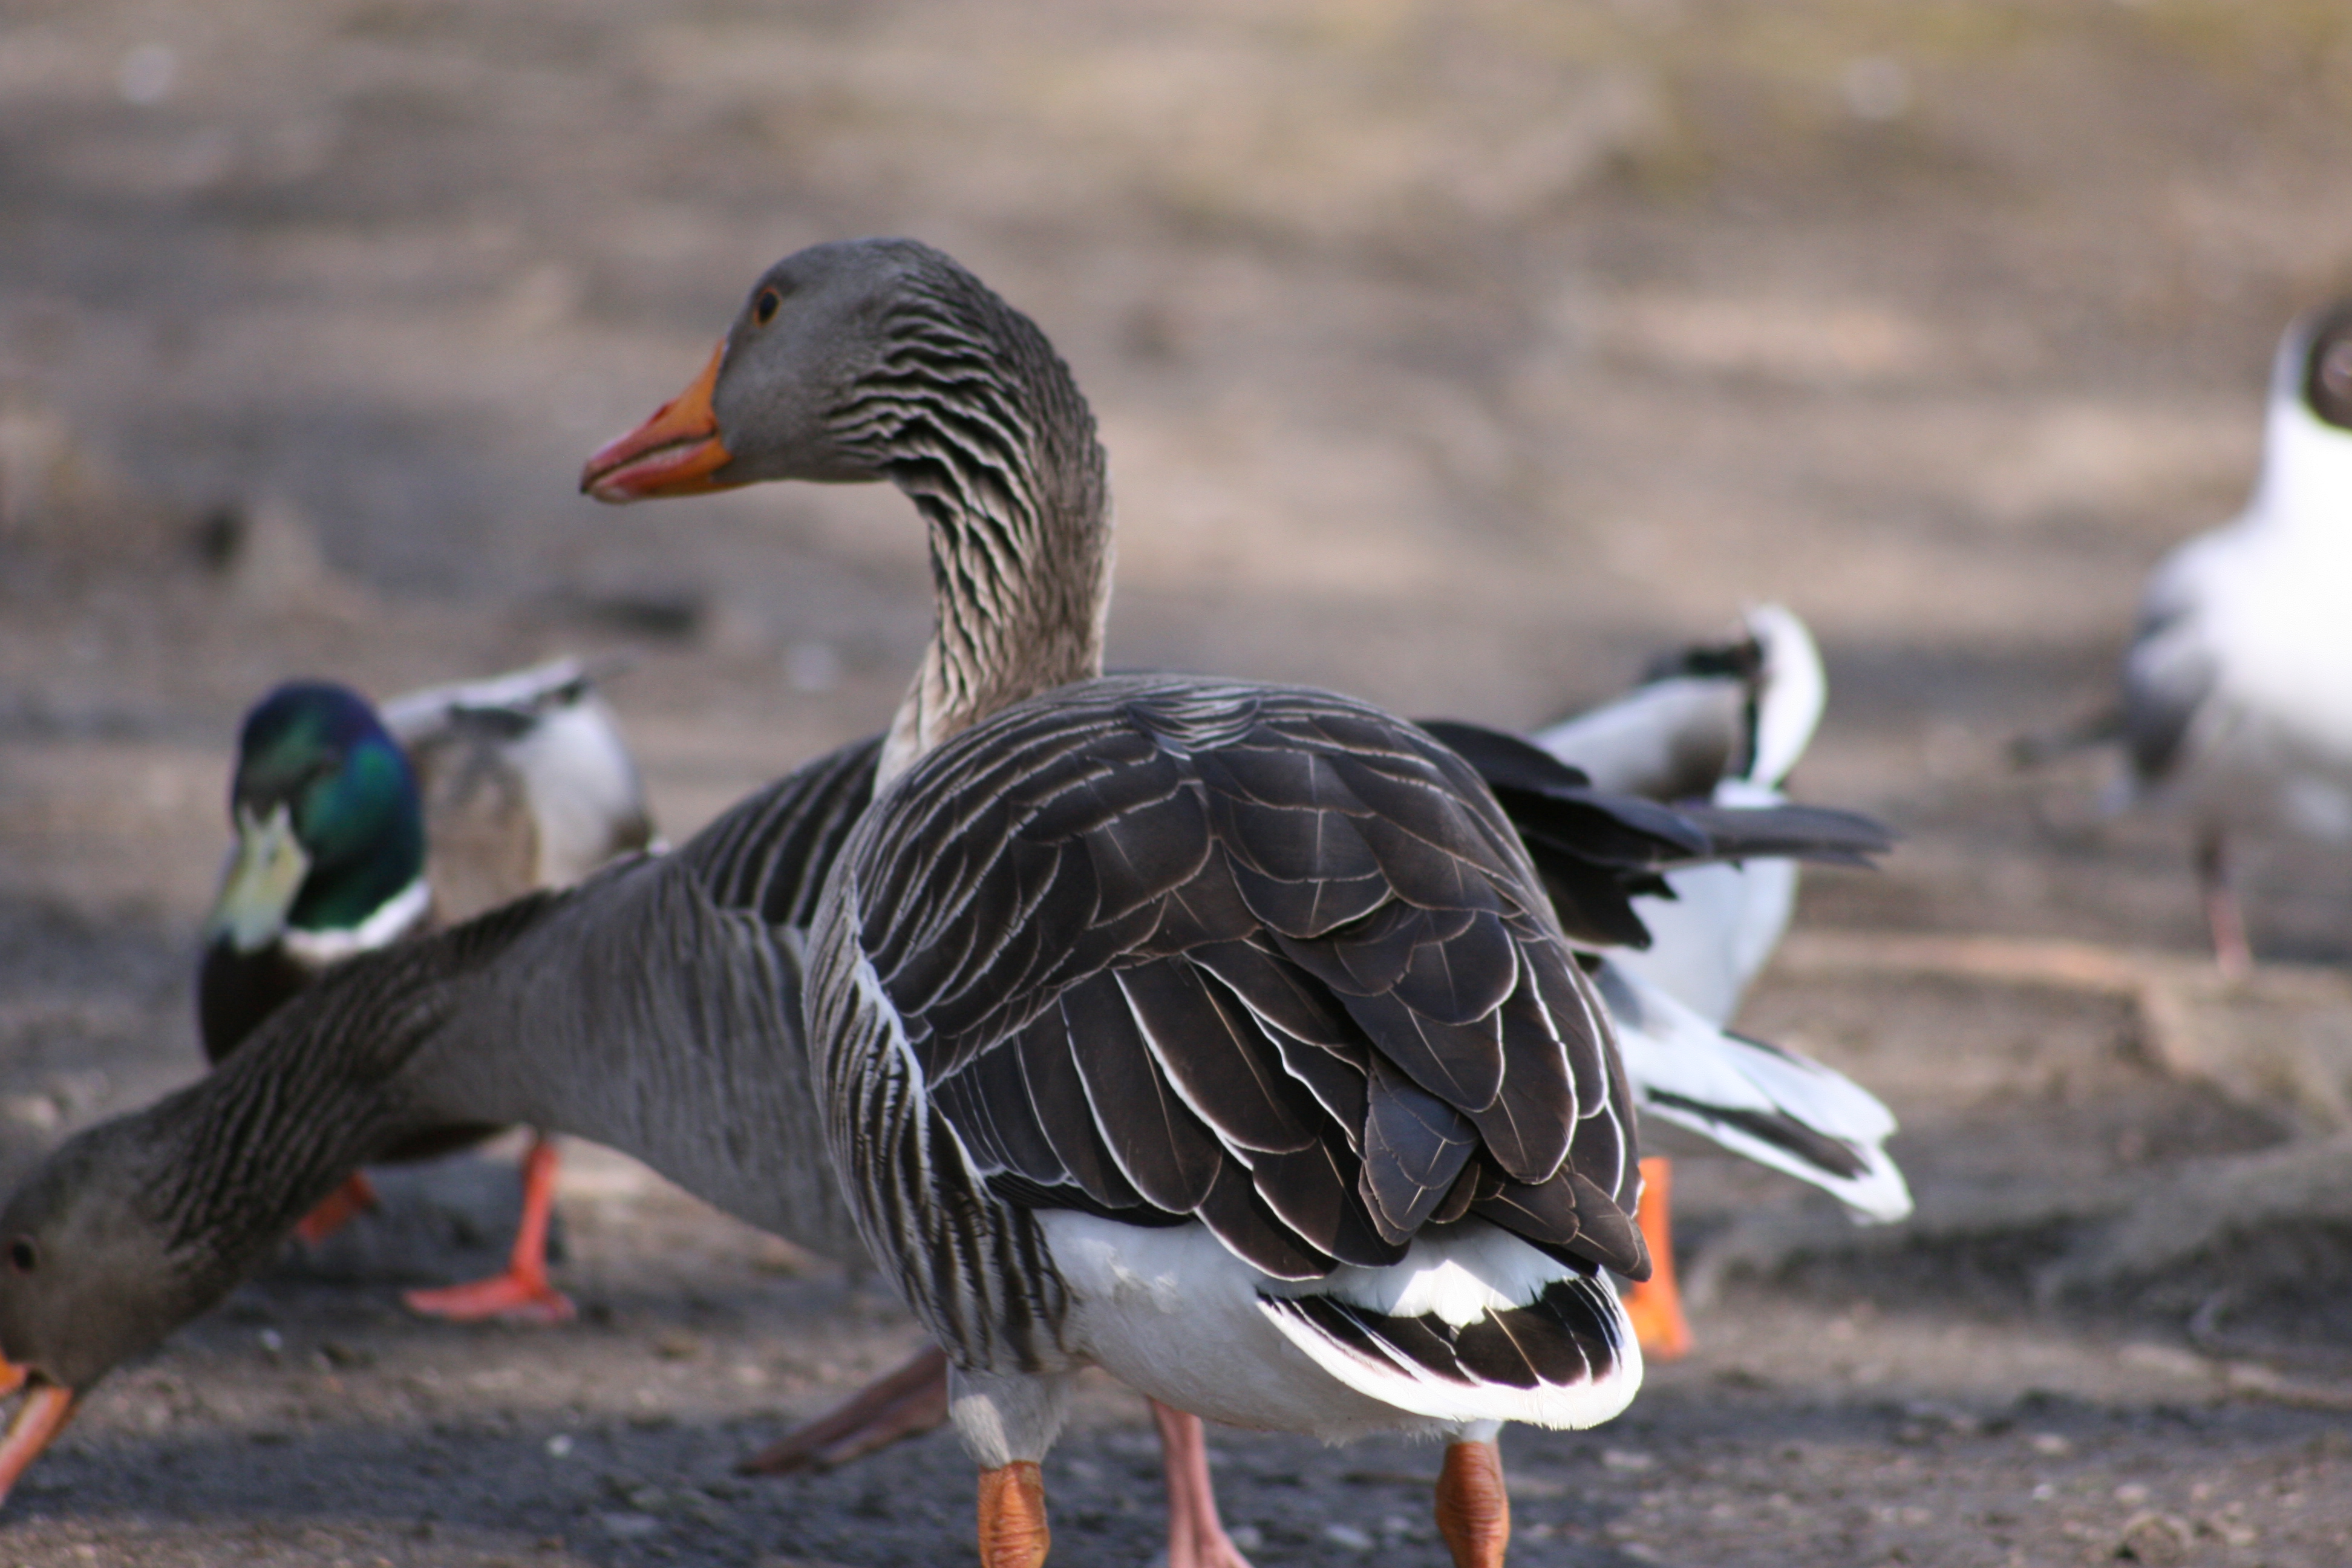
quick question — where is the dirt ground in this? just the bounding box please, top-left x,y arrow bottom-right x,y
6,1 -> 2352,1563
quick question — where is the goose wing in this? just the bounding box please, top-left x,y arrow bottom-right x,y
829,677 -> 1647,1296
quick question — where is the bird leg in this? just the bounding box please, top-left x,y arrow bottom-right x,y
293,1170 -> 379,1246
2197,828 -> 2252,980
1434,1438 -> 1510,1568
738,1343 -> 952,1475
1619,1157 -> 1692,1361
402,1134 -> 575,1324
1151,1401 -> 1256,1568
976,1460 -> 1051,1568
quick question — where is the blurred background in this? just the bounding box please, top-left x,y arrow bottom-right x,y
5,2 -> 2352,1564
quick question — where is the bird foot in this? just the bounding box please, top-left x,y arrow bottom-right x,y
1625,1156 -> 1693,1361
293,1172 -> 380,1247
739,1344 -> 951,1474
403,1271 -> 576,1325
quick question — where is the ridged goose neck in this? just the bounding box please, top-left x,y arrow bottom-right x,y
855,261 -> 1114,784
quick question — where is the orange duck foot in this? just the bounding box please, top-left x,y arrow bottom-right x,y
403,1270 -> 576,1325
404,1134 -> 573,1324
293,1172 -> 379,1247
1625,1156 -> 1693,1361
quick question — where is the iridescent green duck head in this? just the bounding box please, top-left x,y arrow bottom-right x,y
198,682 -> 426,1059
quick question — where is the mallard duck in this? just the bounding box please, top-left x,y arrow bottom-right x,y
1521,605 -> 1909,1358
2106,304 -> 2352,976
198,660 -> 652,1322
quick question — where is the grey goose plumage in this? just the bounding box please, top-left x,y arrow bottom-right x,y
583,237 -> 1651,1564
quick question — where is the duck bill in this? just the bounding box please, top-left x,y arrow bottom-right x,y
580,341 -> 737,502
205,804 -> 310,953
0,1377 -> 76,1508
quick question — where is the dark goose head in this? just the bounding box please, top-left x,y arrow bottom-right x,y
0,1110 -> 247,1498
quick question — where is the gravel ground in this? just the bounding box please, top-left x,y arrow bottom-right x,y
5,1 -> 2352,1563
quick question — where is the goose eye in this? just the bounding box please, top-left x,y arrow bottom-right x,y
7,1238 -> 36,1274
753,288 -> 783,327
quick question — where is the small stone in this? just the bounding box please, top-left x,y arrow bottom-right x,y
597,1512 -> 663,1540
1321,1523 -> 1374,1550
2027,1432 -> 2071,1457
1601,1448 -> 1656,1472
2117,1511 -> 2192,1567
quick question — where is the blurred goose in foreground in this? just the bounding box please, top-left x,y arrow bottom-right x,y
576,237 -> 1898,1568
2018,304 -> 2352,976
197,661 -> 652,1322
1514,606 -> 1910,1358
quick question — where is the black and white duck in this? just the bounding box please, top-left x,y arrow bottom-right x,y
1517,604 -> 1909,1357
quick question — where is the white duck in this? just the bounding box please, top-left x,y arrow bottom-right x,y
1529,606 -> 1909,1354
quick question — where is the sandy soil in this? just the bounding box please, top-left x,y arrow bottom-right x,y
6,1 -> 2352,1563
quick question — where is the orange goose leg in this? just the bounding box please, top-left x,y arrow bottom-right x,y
293,1171 -> 379,1246
1435,1438 -> 1511,1568
403,1134 -> 575,1324
978,1460 -> 1050,1568
1151,1401 -> 1256,1568
739,1343 -> 952,1475
1620,1156 -> 1693,1362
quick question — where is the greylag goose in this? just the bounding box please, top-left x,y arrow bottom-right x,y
2106,303 -> 2352,976
0,719 -> 1867,1537
196,661 -> 652,1322
1513,604 -> 1909,1356
576,237 -> 1664,1568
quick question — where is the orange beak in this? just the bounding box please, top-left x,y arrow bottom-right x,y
0,1372 -> 74,1509
580,341 -> 736,503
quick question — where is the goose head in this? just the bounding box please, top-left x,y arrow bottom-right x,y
0,1114 -> 243,1503
580,238 -> 1019,500
581,238 -> 1111,776
207,682 -> 424,955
